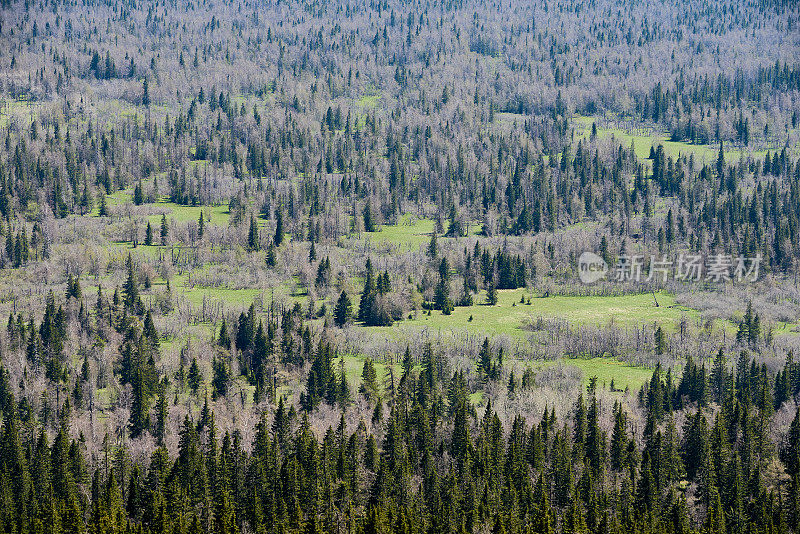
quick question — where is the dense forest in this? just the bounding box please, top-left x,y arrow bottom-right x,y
0,0 -> 799,531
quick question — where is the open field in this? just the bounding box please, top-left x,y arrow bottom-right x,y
572,114 -> 776,164
371,289 -> 710,338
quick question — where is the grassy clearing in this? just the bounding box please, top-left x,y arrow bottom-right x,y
372,289 -> 700,339
358,214 -> 481,249
145,201 -> 232,228
341,355 -> 401,389
0,98 -> 39,128
340,351 -> 652,401
567,357 -> 654,391
510,357 -> 654,393
572,115 -> 768,164
358,215 -> 435,249
357,94 -> 381,109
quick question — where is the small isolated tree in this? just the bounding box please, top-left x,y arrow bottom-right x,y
142,77 -> 151,107
248,215 -> 260,251
98,193 -> 108,216
655,325 -> 666,355
133,181 -> 144,205
486,284 -> 498,305
427,232 -> 438,257
360,358 -> 379,400
274,207 -> 284,246
160,214 -> 168,245
363,202 -> 376,232
212,356 -> 230,399
144,222 -> 153,246
334,290 -> 352,327
187,357 -> 202,395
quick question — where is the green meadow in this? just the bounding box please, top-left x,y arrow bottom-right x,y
572,115 -> 771,164
372,289 -> 700,339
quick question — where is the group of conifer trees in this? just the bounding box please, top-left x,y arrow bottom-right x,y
0,264 -> 799,534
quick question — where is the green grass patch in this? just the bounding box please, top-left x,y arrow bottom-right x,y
567,357 -> 654,392
371,289 -> 698,339
572,115 -> 770,164
358,214 -> 480,249
0,98 -> 39,128
145,200 -> 232,228
361,215 -> 435,249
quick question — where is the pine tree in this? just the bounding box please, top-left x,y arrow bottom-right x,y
711,348 -> 726,403
360,358 -> 378,400
188,357 -> 202,395
610,401 -> 628,471
129,367 -> 151,438
212,356 -> 230,399
218,319 -> 231,349
486,284 -> 498,305
154,380 -> 167,444
781,406 -> 800,477
334,290 -> 352,327
274,207 -> 284,246
247,216 -> 260,251
434,257 -> 452,313
363,202 -> 376,232
133,181 -> 144,205
143,310 -> 159,347
144,222 -> 153,246
358,259 -> 377,325
427,232 -> 438,257
266,243 -> 277,267
655,325 -> 666,354
143,78 -> 151,106
123,255 -> 140,312
99,192 -> 108,216
160,214 -> 168,245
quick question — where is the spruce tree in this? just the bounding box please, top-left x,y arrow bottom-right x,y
247,215 -> 260,251
360,358 -> 378,400
334,290 -> 352,327
160,214 -> 168,245
144,221 -> 153,246
188,357 -> 202,395
273,207 -> 284,246
129,367 -> 151,438
123,255 -> 140,312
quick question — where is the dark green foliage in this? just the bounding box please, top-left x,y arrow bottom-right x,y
654,325 -> 666,354
0,346 -> 789,534
334,290 -> 351,327
187,357 -> 202,395
144,221 -> 153,245
160,214 -> 168,246
357,258 -> 392,326
122,255 -> 142,314
360,358 -> 379,399
218,318 -> 231,349
273,206 -> 284,246
485,284 -> 498,305
212,355 -> 230,399
247,215 -> 260,251
362,202 -> 376,232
